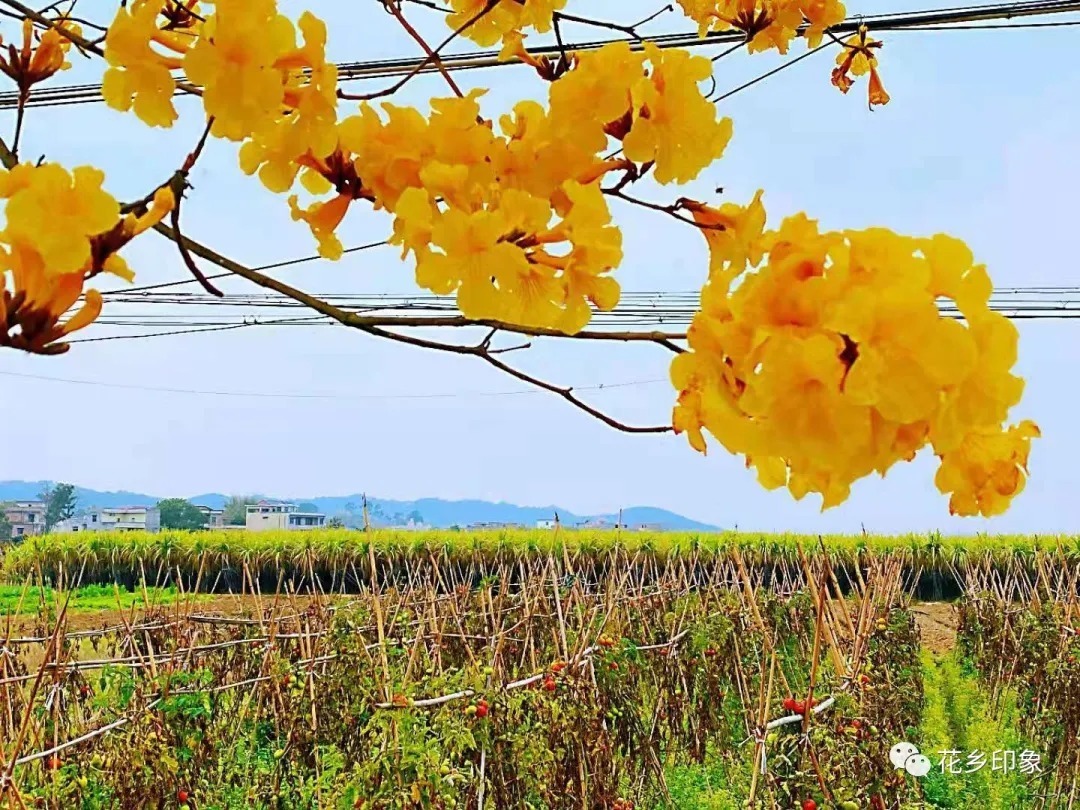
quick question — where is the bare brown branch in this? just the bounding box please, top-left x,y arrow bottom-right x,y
150,223 -> 677,433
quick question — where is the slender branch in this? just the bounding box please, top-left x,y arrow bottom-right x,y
169,193 -> 223,297
11,90 -> 27,160
480,351 -> 672,434
0,0 -> 203,96
553,5 -> 674,42
181,115 -> 214,173
150,223 -> 677,433
339,0 -> 498,101
603,187 -> 725,232
146,224 -> 685,348
710,41 -> 832,102
383,0 -> 465,99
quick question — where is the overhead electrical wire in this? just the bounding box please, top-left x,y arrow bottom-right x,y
97,240 -> 390,297
56,287 -> 1080,344
2,0 -> 1078,110
0,368 -> 668,401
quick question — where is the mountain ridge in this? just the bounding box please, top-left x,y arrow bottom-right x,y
0,481 -> 720,531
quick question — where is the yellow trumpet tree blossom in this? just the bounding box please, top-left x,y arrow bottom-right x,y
0,0 -> 1037,516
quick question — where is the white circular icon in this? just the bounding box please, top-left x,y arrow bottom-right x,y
905,753 -> 933,777
890,742 -> 919,769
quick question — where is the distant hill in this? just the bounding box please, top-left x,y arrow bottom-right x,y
0,481 -> 720,531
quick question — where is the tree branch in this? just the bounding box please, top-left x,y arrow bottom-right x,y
0,0 -> 202,96
150,223 -> 677,433
382,0 -> 465,99
338,0 -> 498,101
553,5 -> 675,43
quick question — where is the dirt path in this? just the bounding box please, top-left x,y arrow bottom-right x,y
912,601 -> 959,656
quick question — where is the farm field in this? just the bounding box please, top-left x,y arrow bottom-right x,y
1,531 -> 1077,809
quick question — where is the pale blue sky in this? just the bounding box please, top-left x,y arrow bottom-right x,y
1,2 -> 1077,532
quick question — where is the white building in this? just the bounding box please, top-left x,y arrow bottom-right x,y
195,505 -> 225,529
4,501 -> 46,539
55,506 -> 161,534
245,500 -> 326,532
536,519 -> 557,529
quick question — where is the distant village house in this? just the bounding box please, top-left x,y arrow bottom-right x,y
196,505 -> 225,529
4,501 -> 46,540
245,500 -> 327,531
54,506 -> 161,534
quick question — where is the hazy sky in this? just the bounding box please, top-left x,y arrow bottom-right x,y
1,2 -> 1077,533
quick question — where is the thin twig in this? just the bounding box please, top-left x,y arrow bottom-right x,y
338,0 -> 498,101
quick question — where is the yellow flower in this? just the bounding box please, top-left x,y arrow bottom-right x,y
238,12 -> 340,192
416,197 -> 541,320
495,102 -> 602,201
921,234 -> 993,318
551,180 -> 623,333
0,164 -> 168,355
183,0 -> 301,142
389,187 -> 438,260
340,103 -> 435,211
824,232 -> 978,424
0,17 -> 79,89
285,149 -> 375,259
0,163 -> 119,274
675,0 -> 807,54
832,26 -> 889,108
671,190 -> 1035,515
103,1 -> 186,128
681,190 -> 767,277
548,43 -> 644,155
446,0 -> 567,48
929,311 -> 1026,455
622,44 -> 733,185
802,0 -> 847,48
0,244 -> 101,354
89,186 -> 176,281
288,194 -> 352,261
934,421 -> 1040,517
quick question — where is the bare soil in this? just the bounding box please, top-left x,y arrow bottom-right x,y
911,601 -> 959,656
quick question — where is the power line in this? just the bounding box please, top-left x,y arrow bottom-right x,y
100,241 -> 389,297
4,0 -> 1078,110
0,368 -> 667,401
65,317 -> 328,344
61,298 -> 1080,344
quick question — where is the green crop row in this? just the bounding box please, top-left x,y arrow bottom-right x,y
2,529 -> 1077,590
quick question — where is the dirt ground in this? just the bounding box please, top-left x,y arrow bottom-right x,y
911,601 -> 959,656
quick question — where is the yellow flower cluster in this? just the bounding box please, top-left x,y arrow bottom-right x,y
676,0 -> 845,50
832,26 -> 889,107
0,163 -> 173,353
102,0 -> 731,333
104,1 -> 338,174
675,2 -> 889,107
86,1 -> 1035,515
670,192 -> 1038,516
447,0 -> 567,48
0,17 -> 79,90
